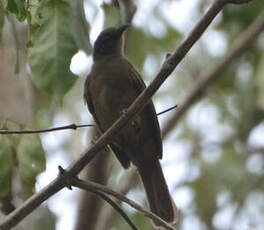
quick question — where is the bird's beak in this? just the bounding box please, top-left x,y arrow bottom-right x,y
116,24 -> 130,37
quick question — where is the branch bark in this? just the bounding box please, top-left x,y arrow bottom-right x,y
71,178 -> 175,230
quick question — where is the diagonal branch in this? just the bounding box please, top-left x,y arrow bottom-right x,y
162,11 -> 264,139
0,1 -> 255,229
71,178 -> 175,230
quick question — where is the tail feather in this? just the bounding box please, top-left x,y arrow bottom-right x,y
137,159 -> 178,226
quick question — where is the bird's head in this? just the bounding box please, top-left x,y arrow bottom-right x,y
93,25 -> 129,60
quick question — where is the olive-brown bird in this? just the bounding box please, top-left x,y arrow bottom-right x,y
84,25 -> 177,225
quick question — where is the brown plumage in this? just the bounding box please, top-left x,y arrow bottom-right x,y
84,25 -> 178,226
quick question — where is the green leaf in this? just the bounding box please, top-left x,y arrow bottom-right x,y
0,0 -> 5,40
70,0 -> 91,54
27,0 -> 42,28
28,0 -> 78,96
0,136 -> 14,200
17,134 -> 46,197
6,0 -> 26,21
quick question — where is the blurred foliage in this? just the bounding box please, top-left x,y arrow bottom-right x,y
255,52 -> 264,110
220,0 -> 264,39
34,206 -> 57,230
126,27 -> 181,70
0,135 -> 14,200
17,134 -> 46,197
6,0 -> 26,21
0,0 -> 264,230
0,121 -> 46,201
0,0 -> 4,39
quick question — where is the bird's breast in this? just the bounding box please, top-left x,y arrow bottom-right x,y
90,66 -> 139,130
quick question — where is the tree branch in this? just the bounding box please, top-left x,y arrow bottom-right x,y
71,178 -> 175,230
161,11 -> 264,139
0,1 -> 253,229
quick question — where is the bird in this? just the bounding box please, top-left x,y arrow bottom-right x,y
84,25 -> 178,226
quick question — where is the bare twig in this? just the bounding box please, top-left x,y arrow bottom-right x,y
71,178 -> 175,230
0,105 -> 176,135
157,104 -> 178,116
0,124 -> 94,134
95,169 -> 140,230
0,1 -> 254,229
162,11 -> 264,139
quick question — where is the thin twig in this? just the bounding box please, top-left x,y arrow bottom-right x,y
0,1 -> 254,229
95,169 -> 140,230
161,11 -> 264,139
0,124 -> 94,134
0,105 -> 176,135
71,178 -> 175,230
85,189 -> 139,230
157,104 -> 178,116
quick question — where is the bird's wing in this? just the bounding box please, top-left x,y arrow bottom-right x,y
84,75 -> 95,116
84,74 -> 107,133
84,74 -> 131,168
126,61 -> 146,92
126,60 -> 163,159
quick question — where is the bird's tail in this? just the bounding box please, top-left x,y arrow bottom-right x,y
137,159 -> 178,227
